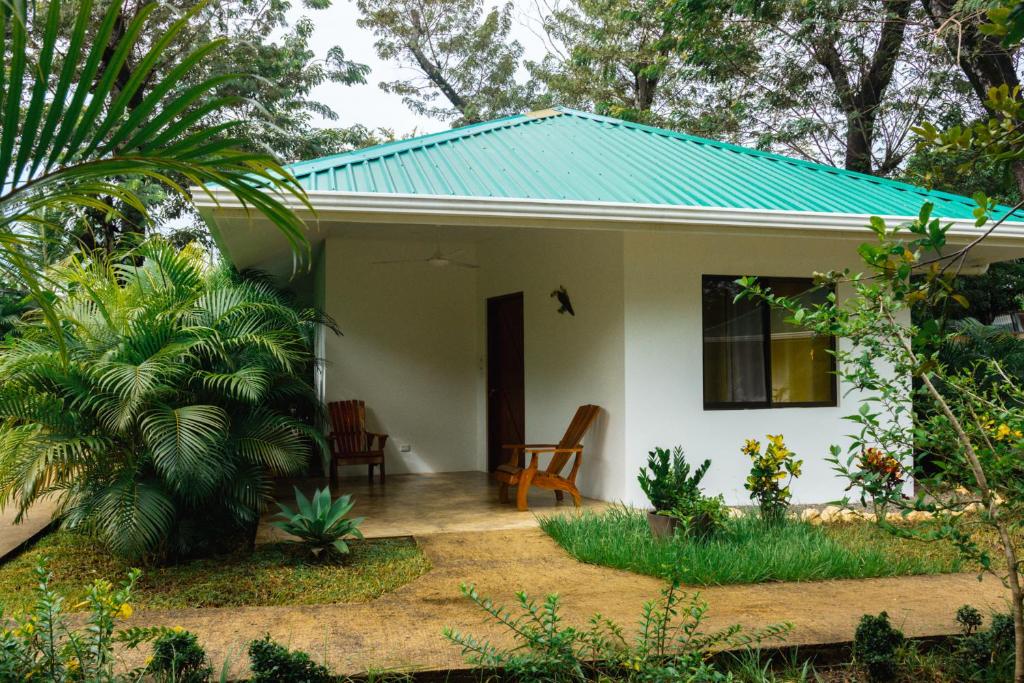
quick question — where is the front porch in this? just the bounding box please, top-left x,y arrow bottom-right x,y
257,471 -> 613,541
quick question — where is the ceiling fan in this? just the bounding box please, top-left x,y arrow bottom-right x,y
372,239 -> 479,269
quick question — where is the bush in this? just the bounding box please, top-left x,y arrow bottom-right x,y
272,487 -> 364,560
248,634 -> 332,683
637,446 -> 710,513
444,578 -> 790,682
853,611 -> 904,682
148,629 -> 213,683
952,607 -> 1015,682
638,446 -> 726,537
743,435 -> 802,525
0,240 -> 332,561
0,560 -> 163,681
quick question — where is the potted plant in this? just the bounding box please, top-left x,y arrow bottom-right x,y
638,446 -> 721,539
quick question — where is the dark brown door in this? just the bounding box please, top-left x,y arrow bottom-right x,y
487,293 -> 525,472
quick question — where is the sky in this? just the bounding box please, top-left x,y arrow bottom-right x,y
290,1 -> 552,137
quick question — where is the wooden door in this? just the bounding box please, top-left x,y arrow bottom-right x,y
487,293 -> 525,472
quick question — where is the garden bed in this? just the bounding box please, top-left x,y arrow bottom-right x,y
539,507 -> 968,584
0,530 -> 431,612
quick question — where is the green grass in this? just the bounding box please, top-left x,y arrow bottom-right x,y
0,531 -> 431,613
539,506 -> 963,585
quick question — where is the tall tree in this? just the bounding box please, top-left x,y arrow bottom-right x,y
25,0 -> 370,253
720,0 -> 966,175
355,0 -> 536,125
528,0 -> 755,127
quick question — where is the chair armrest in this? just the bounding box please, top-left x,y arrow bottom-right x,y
522,446 -> 583,454
502,443 -> 558,450
367,432 -> 389,449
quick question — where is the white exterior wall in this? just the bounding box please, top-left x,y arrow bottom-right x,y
622,231 -> 867,506
321,237 -> 480,475
318,226 -> 883,505
476,230 -> 626,502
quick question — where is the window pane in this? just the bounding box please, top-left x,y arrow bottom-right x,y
768,280 -> 832,404
702,277 -> 767,405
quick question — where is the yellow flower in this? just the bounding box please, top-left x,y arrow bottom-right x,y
171,625 -> 184,633
116,603 -> 133,619
996,424 -> 1012,441
66,657 -> 79,672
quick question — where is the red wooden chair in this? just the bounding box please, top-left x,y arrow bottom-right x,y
327,400 -> 388,486
493,404 -> 601,511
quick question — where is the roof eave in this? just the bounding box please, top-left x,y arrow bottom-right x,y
194,189 -> 1024,245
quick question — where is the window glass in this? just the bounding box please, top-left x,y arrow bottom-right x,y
702,275 -> 835,409
769,281 -> 832,405
702,278 -> 767,405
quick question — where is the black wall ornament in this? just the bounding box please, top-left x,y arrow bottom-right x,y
550,286 -> 575,316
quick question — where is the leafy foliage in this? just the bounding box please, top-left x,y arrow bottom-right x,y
272,487 -> 365,559
355,0 -> 535,125
739,198 -> 1024,680
637,446 -> 710,513
0,0 -> 313,290
0,239 -> 327,561
443,578 -> 790,682
148,629 -> 213,683
853,612 -> 905,682
247,634 -> 332,683
0,560 -> 165,682
742,435 -> 802,525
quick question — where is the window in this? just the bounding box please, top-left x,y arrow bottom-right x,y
702,275 -> 836,409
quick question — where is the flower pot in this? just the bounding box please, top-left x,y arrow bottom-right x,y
647,511 -> 681,539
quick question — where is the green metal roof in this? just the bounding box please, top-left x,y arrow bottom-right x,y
284,107 -> 1020,221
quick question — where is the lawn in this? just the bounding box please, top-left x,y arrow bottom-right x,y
539,506 -> 966,585
0,530 -> 431,613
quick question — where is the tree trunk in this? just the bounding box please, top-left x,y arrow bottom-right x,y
812,0 -> 912,175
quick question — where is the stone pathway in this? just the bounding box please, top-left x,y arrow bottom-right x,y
0,497 -> 57,559
115,527 -> 1010,678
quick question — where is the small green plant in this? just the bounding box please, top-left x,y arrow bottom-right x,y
853,611 -> 904,682
443,573 -> 790,682
637,446 -> 710,513
247,634 -> 332,682
272,487 -> 365,560
743,435 -> 802,525
148,628 -> 213,683
0,560 -> 164,682
668,494 -> 730,540
951,607 -> 1015,682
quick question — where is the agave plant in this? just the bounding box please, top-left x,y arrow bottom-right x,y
0,0 -> 311,337
272,487 -> 365,559
0,239 -> 328,560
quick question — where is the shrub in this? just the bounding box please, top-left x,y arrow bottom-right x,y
443,575 -> 790,682
148,629 -> 213,683
637,446 -> 710,513
669,494 -> 730,540
0,240 -> 332,561
952,607 -> 1015,682
853,611 -> 904,682
0,560 -> 163,681
743,435 -> 802,525
248,634 -> 332,683
272,487 -> 365,560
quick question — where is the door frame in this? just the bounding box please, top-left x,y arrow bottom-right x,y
486,292 -> 525,472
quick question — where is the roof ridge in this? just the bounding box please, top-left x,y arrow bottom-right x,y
551,106 -> 980,211
285,112 -> 535,175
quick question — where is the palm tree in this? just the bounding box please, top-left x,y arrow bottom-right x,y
0,0 -> 312,336
0,240 -> 327,560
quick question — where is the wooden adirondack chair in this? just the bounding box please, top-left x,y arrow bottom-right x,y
494,404 -> 601,511
327,400 -> 388,486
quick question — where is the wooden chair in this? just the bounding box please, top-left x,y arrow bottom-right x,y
493,404 -> 601,511
327,400 -> 389,486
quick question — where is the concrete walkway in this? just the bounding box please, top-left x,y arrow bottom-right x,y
116,527 -> 1010,678
0,498 -> 57,559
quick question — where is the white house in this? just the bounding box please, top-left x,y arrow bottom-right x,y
197,107 -> 1024,506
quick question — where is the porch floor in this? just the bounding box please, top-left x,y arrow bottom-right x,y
257,471 -> 613,542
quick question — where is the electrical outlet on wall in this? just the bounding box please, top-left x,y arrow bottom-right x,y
399,444 -> 411,452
